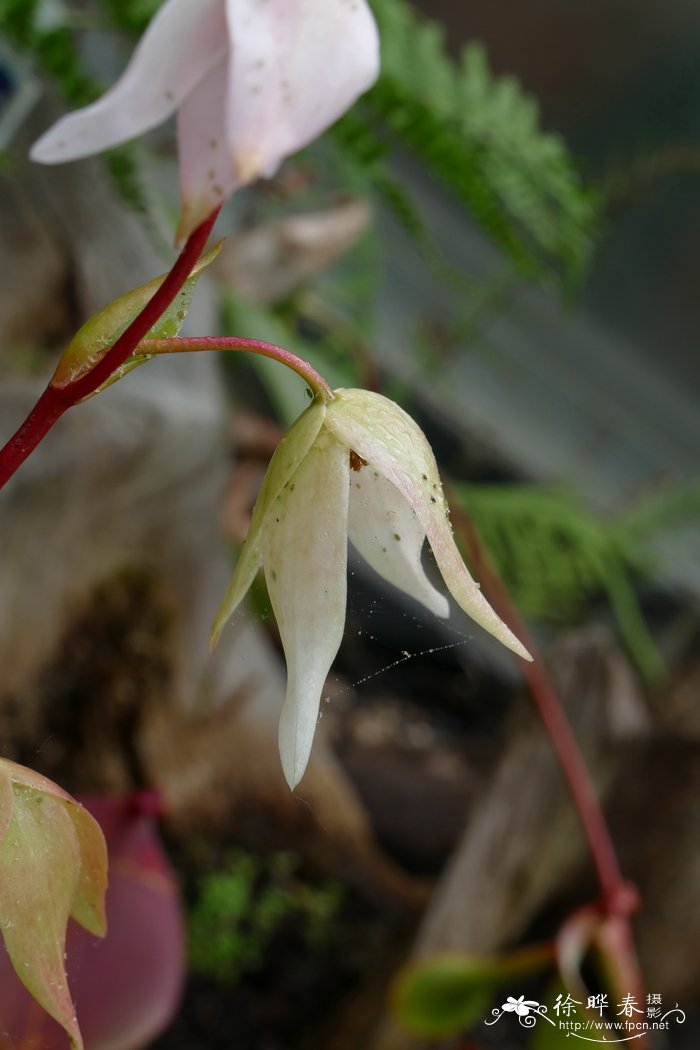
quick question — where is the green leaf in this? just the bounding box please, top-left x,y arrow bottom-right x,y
0,787 -> 83,1047
334,0 -> 598,289
69,802 -> 108,938
0,765 -> 15,846
0,761 -> 108,1050
390,953 -> 501,1037
51,242 -> 222,388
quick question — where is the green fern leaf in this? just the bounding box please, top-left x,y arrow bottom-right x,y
351,0 -> 599,289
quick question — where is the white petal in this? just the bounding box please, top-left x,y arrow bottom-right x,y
176,56 -> 233,242
326,390 -> 532,662
223,0 -> 379,185
262,432 -> 349,789
348,466 -> 449,618
31,0 -> 226,163
211,399 -> 326,648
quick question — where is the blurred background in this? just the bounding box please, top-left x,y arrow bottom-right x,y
1,1 -> 699,1048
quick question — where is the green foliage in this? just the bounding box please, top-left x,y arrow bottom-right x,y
391,954 -> 501,1037
187,851 -> 342,984
2,0 -> 149,211
100,0 -> 165,35
455,483 -> 665,682
392,945 -> 553,1039
334,0 -> 599,290
2,0 -> 95,106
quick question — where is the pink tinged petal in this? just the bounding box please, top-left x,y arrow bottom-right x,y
262,432 -> 349,789
211,399 -> 326,648
326,390 -> 532,662
176,57 -> 232,244
223,0 -> 380,186
30,0 -> 226,164
348,466 -> 449,618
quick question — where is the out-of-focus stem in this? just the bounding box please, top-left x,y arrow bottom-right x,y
450,497 -> 626,905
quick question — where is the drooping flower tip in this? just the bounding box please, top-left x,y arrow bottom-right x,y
31,0 -> 380,241
212,388 -> 532,789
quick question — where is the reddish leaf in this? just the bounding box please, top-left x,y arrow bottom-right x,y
0,792 -> 184,1050
0,787 -> 83,1048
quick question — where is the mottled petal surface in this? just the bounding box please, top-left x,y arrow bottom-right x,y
211,399 -> 326,648
262,432 -> 349,788
326,390 -> 532,661
348,465 -> 449,618
224,0 -> 379,185
31,0 -> 225,163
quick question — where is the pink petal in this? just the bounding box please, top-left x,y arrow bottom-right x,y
262,433 -> 349,788
176,56 -> 233,243
223,0 -> 379,185
31,0 -> 225,163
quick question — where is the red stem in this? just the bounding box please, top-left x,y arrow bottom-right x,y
144,335 -> 334,401
450,498 -> 629,913
451,500 -> 645,1035
0,208 -> 220,490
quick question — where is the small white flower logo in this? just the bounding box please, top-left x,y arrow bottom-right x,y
502,995 -> 540,1017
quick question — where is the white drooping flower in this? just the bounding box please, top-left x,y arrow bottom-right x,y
30,0 -> 380,241
212,389 -> 532,789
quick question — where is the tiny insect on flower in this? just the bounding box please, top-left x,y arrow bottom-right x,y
30,0 -> 380,242
211,388 -> 532,790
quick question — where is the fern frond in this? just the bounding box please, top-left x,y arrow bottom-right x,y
455,484 -> 664,681
347,0 -> 599,289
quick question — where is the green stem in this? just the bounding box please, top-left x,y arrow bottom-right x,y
143,336 -> 334,402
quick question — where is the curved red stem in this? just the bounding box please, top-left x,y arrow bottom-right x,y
0,208 -> 220,490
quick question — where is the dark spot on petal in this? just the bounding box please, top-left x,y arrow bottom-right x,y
430,496 -> 437,503
422,473 -> 428,481
394,534 -> 401,541
349,450 -> 368,472
271,570 -> 277,581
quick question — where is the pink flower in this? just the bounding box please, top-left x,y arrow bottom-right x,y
31,0 -> 379,241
